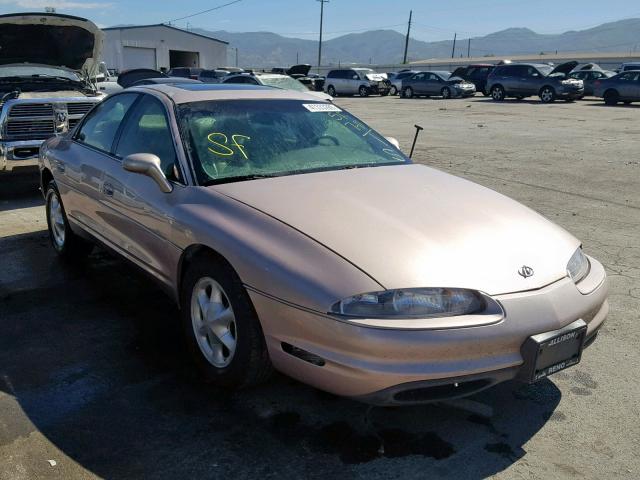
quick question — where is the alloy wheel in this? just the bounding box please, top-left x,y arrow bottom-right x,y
191,277 -> 238,368
442,87 -> 451,99
48,190 -> 66,249
540,87 -> 555,103
491,86 -> 504,101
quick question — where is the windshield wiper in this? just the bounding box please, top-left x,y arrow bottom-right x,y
202,173 -> 280,186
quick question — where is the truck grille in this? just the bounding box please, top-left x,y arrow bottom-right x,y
5,119 -> 55,140
8,103 -> 54,117
67,102 -> 95,116
4,100 -> 99,141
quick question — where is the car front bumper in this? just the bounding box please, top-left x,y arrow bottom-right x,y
558,85 -> 585,99
0,139 -> 43,173
250,256 -> 608,405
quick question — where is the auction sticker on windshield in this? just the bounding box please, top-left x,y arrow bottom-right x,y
302,103 -> 342,112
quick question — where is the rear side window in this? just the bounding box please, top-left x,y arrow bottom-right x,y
492,66 -> 507,76
76,93 -> 138,153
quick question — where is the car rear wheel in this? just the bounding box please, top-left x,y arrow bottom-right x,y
441,87 -> 451,99
358,86 -> 369,97
45,181 -> 93,260
181,254 -> 272,388
539,86 -> 556,103
327,85 -> 337,97
390,85 -> 398,96
603,90 -> 619,105
403,87 -> 414,98
490,85 -> 505,101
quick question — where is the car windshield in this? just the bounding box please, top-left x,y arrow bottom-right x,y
258,76 -> 308,92
0,65 -> 81,81
434,71 -> 452,80
178,100 -> 409,185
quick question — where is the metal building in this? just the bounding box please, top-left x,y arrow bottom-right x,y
102,24 -> 228,72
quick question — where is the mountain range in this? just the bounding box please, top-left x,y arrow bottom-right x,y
188,18 -> 640,67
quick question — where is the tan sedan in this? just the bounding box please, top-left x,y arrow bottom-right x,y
39,84 -> 608,405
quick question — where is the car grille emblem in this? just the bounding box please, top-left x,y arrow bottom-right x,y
518,265 -> 534,278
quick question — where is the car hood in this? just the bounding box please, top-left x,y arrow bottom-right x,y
213,164 -> 579,296
287,64 -> 312,76
117,68 -> 167,87
550,61 -> 579,76
0,13 -> 102,74
364,73 -> 388,81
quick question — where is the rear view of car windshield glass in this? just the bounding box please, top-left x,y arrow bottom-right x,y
178,100 -> 409,185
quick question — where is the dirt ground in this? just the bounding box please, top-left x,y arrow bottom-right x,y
0,94 -> 638,479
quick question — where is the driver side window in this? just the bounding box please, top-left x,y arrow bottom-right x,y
115,95 -> 181,182
76,93 -> 138,153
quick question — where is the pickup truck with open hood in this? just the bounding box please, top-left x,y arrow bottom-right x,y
0,12 -> 105,174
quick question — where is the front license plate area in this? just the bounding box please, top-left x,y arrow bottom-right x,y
519,319 -> 587,383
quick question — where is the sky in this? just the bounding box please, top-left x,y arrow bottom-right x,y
1,0 -> 639,41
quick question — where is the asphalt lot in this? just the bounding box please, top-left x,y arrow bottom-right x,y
0,95 -> 638,479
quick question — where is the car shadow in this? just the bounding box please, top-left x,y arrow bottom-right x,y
0,234 -> 562,479
0,172 -> 42,211
582,101 -> 640,108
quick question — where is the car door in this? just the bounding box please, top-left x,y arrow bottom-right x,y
615,72 -> 636,99
407,73 -> 425,94
499,66 -> 521,93
100,93 -> 186,287
54,93 -> 139,238
347,70 -> 360,94
629,72 -> 640,99
424,73 -> 443,95
514,66 -> 537,94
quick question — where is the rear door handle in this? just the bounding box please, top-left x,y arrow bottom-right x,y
102,182 -> 114,197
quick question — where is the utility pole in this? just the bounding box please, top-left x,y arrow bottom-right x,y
403,10 -> 412,64
467,38 -> 471,58
235,47 -> 238,67
451,33 -> 457,59
296,51 -> 299,64
317,0 -> 329,74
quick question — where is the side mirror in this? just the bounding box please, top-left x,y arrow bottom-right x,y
122,153 -> 173,193
385,137 -> 400,149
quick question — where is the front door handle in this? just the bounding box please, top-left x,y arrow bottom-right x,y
102,182 -> 114,197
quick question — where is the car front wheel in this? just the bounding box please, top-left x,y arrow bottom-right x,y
604,90 -> 619,105
181,254 -> 273,388
403,87 -> 414,98
45,181 -> 93,260
441,87 -> 451,99
390,85 -> 398,96
539,86 -> 556,103
358,86 -> 369,97
327,85 -> 337,97
490,85 -> 505,101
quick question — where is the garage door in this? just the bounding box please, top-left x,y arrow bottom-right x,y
122,47 -> 157,70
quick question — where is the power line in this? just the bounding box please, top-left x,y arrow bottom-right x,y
165,0 -> 243,24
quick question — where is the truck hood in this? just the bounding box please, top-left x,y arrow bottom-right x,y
213,164 -> 579,296
0,13 -> 103,74
287,64 -> 312,76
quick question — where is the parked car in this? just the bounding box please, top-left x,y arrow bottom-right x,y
401,71 -> 476,99
619,62 -> 640,72
0,12 -> 104,174
129,78 -> 202,87
38,83 -> 608,405
568,70 -> 614,97
324,68 -> 390,97
388,70 -> 418,96
222,73 -> 333,101
167,67 -> 203,80
486,61 -> 584,103
593,70 -> 640,105
198,69 -> 232,83
450,64 -> 495,95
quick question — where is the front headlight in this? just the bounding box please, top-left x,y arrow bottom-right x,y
331,288 -> 485,319
567,248 -> 590,283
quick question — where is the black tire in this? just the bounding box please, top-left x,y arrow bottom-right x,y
390,85 -> 398,96
441,87 -> 451,99
403,86 -> 414,99
180,253 -> 273,388
539,86 -> 556,103
45,180 -> 93,260
358,85 -> 369,97
490,85 -> 505,101
603,90 -> 619,106
327,85 -> 337,97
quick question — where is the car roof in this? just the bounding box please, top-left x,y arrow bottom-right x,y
133,83 -> 327,104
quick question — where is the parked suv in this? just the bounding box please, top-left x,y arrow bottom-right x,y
450,64 -> 495,95
486,61 -> 583,103
324,68 -> 390,97
0,12 -> 104,174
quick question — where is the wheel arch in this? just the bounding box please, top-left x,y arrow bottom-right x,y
40,167 -> 54,195
539,84 -> 555,95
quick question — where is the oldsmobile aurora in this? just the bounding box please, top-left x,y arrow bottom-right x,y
39,84 -> 608,405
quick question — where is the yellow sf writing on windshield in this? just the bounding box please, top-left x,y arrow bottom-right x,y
207,133 -> 251,160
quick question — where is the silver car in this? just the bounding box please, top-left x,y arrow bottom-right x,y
39,84 -> 608,405
324,68 -> 390,97
593,70 -> 640,105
